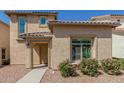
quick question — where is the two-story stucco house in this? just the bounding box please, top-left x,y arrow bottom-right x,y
0,20 -> 10,65
91,14 -> 124,58
5,11 -> 120,69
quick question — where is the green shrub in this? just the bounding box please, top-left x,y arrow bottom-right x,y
118,58 -> 124,70
59,59 -> 77,77
101,59 -> 121,75
80,59 -> 99,77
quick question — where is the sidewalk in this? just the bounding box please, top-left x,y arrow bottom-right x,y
17,66 -> 47,83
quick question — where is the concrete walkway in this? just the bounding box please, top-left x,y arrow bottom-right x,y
17,66 -> 47,83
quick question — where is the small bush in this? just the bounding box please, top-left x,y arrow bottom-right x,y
117,58 -> 124,70
101,59 -> 121,75
80,59 -> 99,77
59,59 -> 77,77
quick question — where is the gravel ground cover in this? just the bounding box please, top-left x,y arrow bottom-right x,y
0,65 -> 31,83
41,69 -> 124,83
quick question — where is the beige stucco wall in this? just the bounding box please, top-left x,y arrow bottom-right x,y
27,15 -> 55,32
112,27 -> 124,58
0,21 -> 10,61
10,15 -> 25,64
10,14 -> 55,65
51,25 -> 112,69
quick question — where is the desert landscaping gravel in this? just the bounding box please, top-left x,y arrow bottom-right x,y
41,69 -> 124,83
0,65 -> 31,83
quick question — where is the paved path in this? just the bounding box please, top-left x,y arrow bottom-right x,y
17,66 -> 47,83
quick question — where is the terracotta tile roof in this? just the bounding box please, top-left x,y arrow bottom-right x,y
19,32 -> 53,39
5,10 -> 58,18
97,14 -> 124,17
110,14 -> 124,16
48,20 -> 120,27
5,10 -> 57,14
91,14 -> 124,20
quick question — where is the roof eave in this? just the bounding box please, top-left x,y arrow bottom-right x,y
48,21 -> 120,26
48,21 -> 120,31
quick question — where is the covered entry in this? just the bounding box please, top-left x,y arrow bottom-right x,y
19,32 -> 52,69
33,43 -> 48,65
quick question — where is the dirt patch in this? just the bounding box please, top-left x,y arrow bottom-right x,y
0,65 -> 31,83
41,69 -> 124,83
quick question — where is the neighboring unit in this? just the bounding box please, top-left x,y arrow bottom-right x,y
91,14 -> 124,58
5,11 -> 120,69
0,20 -> 10,65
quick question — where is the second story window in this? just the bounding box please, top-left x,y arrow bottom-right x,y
19,17 -> 25,33
40,16 -> 46,25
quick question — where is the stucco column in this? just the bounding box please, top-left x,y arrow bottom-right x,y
0,48 -> 2,66
25,40 -> 33,69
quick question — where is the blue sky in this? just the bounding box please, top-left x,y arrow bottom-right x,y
1,10 -> 124,24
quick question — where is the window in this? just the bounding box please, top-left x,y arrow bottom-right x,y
2,49 -> 6,59
72,39 -> 92,62
40,16 -> 46,25
19,17 -> 25,33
